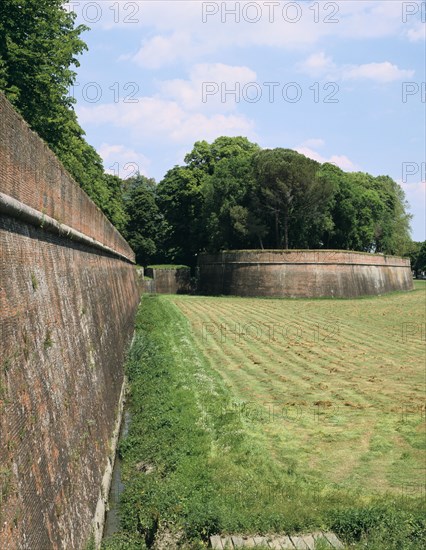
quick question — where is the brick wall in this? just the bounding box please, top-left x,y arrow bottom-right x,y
0,94 -> 140,548
145,267 -> 191,294
198,250 -> 413,298
0,93 -> 133,262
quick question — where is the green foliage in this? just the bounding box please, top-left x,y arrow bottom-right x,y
0,0 -> 126,228
57,135 -> 110,215
372,175 -> 412,254
184,136 -> 259,175
30,272 -> 38,291
157,165 -> 206,266
0,0 -> 87,147
84,533 -> 96,550
252,148 -> 333,248
203,151 -> 265,251
158,137 -> 261,265
157,138 -> 411,263
101,533 -> 147,550
0,467 -> 12,503
403,241 -> 423,274
414,241 -> 426,274
332,502 -> 426,549
102,175 -> 129,234
326,169 -> 412,254
123,174 -> 166,265
43,329 -> 53,350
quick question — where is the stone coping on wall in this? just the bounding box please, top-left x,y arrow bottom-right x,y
0,91 -> 134,261
200,250 -> 410,267
0,191 -> 134,263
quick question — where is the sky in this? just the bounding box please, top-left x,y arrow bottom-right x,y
65,0 -> 425,241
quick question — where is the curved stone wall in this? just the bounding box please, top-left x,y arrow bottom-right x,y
198,250 -> 413,298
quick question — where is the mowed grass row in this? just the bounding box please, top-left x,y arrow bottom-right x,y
171,282 -> 425,495
102,285 -> 425,549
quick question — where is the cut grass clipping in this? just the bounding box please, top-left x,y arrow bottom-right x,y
103,288 -> 425,549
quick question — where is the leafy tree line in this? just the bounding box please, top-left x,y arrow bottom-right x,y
0,0 -> 126,232
122,136 -> 418,269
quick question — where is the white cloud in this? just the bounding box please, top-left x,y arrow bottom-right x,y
66,1 -> 423,68
295,144 -> 358,172
335,0 -> 403,39
131,32 -> 194,69
77,62 -> 257,146
160,63 -> 257,112
342,62 -> 415,83
327,154 -> 359,172
301,138 -> 326,149
106,1 -> 423,69
400,179 -> 426,204
98,144 -> 151,178
299,52 -> 336,77
299,54 -> 414,83
406,23 -> 426,42
169,112 -> 255,143
78,97 -> 255,146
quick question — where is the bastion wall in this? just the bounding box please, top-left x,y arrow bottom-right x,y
198,250 -> 413,298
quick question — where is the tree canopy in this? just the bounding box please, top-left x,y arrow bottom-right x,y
153,137 -> 413,267
123,175 -> 167,266
253,149 -> 335,249
408,241 -> 426,276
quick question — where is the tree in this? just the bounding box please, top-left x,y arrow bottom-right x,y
141,136 -> 414,261
102,175 -> 128,234
57,131 -> 110,212
202,144 -> 264,251
0,0 -> 87,149
123,175 -> 166,265
371,175 -> 411,255
184,136 -> 259,175
414,241 -> 426,276
325,171 -> 411,254
403,241 -> 422,275
331,172 -> 382,251
157,166 -> 205,266
158,137 -> 261,265
0,0 -> 124,227
252,149 -> 334,249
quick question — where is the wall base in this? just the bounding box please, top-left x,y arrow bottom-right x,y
93,376 -> 127,548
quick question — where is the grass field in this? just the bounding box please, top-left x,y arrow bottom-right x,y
103,282 -> 425,549
171,282 -> 425,496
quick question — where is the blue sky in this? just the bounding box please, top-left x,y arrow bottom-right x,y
65,1 -> 425,241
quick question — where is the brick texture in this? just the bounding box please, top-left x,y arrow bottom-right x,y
145,267 -> 191,294
0,94 -> 140,548
198,250 -> 413,298
0,92 -> 133,262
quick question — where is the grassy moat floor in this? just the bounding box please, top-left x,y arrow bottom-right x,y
102,282 -> 425,549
